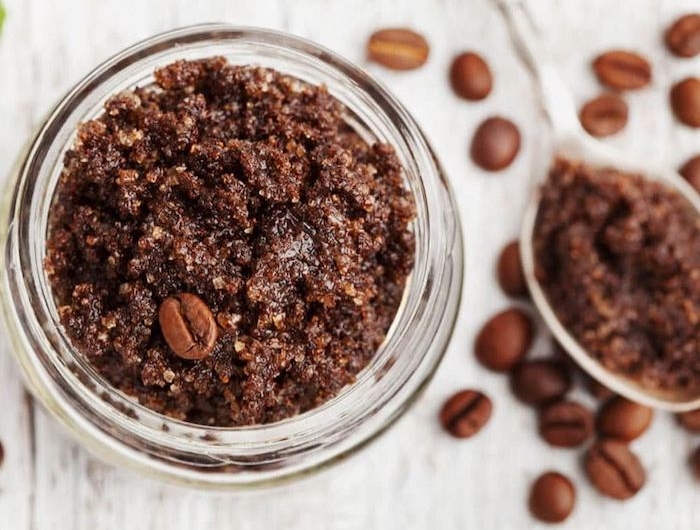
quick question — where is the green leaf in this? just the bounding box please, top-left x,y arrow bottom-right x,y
0,3 -> 5,37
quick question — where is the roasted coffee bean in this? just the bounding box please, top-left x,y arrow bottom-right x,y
470,117 -> 521,171
539,401 -> 594,447
585,375 -> 615,401
550,342 -> 581,378
579,93 -> 629,137
592,50 -> 652,90
677,408 -> 700,433
510,359 -> 571,406
367,28 -> 429,71
449,52 -> 492,101
665,14 -> 700,58
0,440 -> 3,468
439,389 -> 492,438
597,396 -> 653,441
159,293 -> 218,360
475,308 -> 533,371
585,439 -> 645,500
528,472 -> 576,523
680,155 -> 700,192
497,240 -> 527,297
691,445 -> 700,479
670,77 -> 700,127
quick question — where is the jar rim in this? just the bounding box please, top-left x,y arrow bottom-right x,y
1,24 -> 463,487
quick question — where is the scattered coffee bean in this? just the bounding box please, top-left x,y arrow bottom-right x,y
497,240 -> 527,297
670,77 -> 700,127
0,440 -> 3,468
691,445 -> 700,479
449,52 -> 493,101
470,116 -> 521,171
592,50 -> 651,90
677,409 -> 700,433
367,28 -> 429,71
439,389 -> 493,438
549,337 -> 574,364
159,293 -> 218,360
511,359 -> 571,406
585,375 -> 615,401
584,439 -> 645,500
475,308 -> 533,371
579,93 -> 629,137
539,401 -> 594,448
529,471 -> 576,523
597,396 -> 653,441
665,14 -> 700,58
679,155 -> 700,193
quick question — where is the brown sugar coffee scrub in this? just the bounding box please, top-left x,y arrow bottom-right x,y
44,57 -> 417,427
533,158 -> 700,394
1,26 -> 463,485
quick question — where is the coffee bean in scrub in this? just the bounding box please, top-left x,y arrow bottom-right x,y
45,58 -> 416,426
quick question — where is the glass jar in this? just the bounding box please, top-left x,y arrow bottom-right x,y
0,24 -> 463,489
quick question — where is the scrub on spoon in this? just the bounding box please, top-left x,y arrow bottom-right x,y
495,0 -> 700,411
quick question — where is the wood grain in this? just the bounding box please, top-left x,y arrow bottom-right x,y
1,0 -> 699,528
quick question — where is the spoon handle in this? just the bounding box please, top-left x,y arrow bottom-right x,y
494,0 -> 581,137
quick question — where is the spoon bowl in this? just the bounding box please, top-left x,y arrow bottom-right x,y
497,0 -> 700,411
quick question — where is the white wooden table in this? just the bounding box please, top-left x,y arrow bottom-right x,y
1,0 -> 699,528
